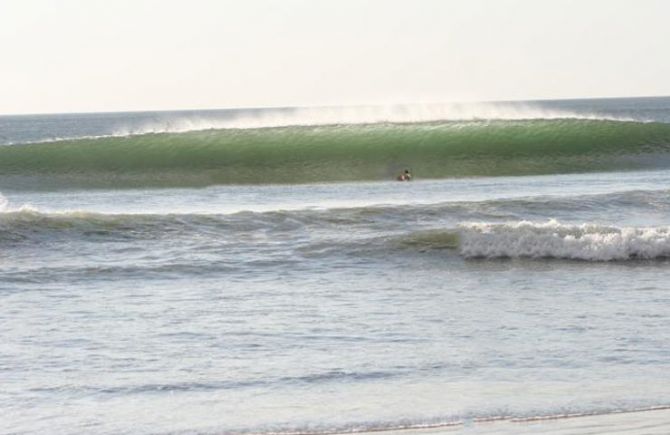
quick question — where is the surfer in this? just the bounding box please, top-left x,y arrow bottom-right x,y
397,169 -> 412,181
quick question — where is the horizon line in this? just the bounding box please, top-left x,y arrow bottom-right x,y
1,94 -> 669,118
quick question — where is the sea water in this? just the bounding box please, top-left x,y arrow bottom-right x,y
1,98 -> 670,434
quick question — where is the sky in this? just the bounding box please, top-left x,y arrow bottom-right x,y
1,0 -> 669,115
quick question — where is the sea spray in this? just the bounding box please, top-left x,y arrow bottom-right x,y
110,102 -> 638,136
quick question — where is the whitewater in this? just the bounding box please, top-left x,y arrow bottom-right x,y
2,97 -> 670,434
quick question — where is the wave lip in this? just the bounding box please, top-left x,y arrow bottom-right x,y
459,219 -> 670,261
57,103 -> 648,140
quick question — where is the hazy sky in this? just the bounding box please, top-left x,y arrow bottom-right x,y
1,0 -> 669,114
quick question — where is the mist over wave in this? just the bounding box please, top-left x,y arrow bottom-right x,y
111,102 -> 639,137
1,101 -> 642,146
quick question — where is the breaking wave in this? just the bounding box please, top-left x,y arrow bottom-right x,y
3,194 -> 670,261
459,219 -> 670,261
1,118 -> 670,189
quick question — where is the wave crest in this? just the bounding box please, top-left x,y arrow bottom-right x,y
459,220 -> 670,261
112,102 -> 638,136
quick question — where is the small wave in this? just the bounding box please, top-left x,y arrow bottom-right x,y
0,206 -> 183,245
459,219 -> 670,261
4,201 -> 670,263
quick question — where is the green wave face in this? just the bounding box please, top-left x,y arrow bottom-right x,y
2,119 -> 670,189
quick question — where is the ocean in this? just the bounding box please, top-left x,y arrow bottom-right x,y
1,97 -> 670,434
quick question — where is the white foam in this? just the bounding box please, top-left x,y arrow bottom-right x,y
459,219 -> 670,261
0,194 -> 40,216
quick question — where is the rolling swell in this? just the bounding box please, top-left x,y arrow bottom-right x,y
1,118 -> 670,189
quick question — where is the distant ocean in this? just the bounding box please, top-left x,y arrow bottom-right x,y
2,97 -> 670,434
